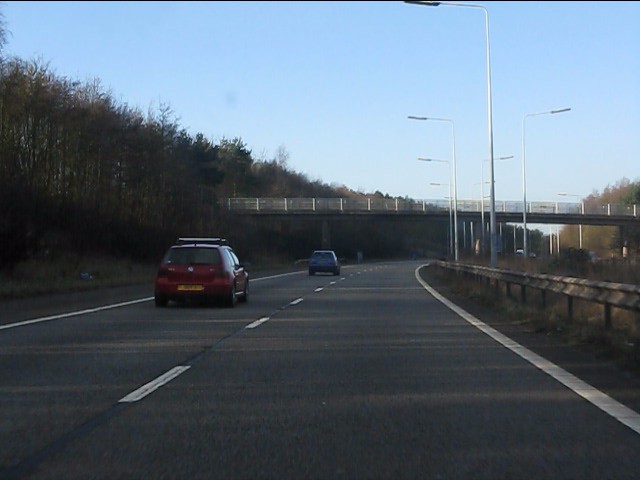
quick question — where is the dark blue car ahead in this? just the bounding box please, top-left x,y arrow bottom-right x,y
308,250 -> 340,276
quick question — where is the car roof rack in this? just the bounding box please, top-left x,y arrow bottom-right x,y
176,237 -> 228,246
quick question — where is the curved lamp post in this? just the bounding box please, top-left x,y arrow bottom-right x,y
405,0 -> 497,267
522,107 -> 571,257
419,158 -> 455,258
409,115 -> 458,261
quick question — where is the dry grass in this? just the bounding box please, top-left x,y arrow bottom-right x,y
0,254 -> 156,299
492,255 -> 640,285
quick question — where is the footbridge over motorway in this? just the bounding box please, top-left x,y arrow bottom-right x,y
226,197 -> 639,227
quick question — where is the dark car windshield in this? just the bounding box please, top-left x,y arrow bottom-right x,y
311,251 -> 336,261
164,247 -> 221,265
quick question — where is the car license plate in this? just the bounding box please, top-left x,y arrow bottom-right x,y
177,285 -> 205,292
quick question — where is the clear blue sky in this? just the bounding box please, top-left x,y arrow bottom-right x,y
3,1 -> 639,204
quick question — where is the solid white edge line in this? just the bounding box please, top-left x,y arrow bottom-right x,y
119,365 -> 191,403
0,297 -> 154,331
246,317 -> 270,329
414,265 -> 640,436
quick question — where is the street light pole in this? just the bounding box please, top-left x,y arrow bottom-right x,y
522,107 -> 571,257
480,155 -> 512,255
409,116 -> 458,261
479,175 -> 487,255
429,180 -> 453,258
558,192 -> 584,249
420,158 -> 454,258
405,0 -> 497,267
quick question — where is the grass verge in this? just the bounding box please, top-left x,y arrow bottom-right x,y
0,254 -> 157,299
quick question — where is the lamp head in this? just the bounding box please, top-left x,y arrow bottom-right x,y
404,1 -> 441,5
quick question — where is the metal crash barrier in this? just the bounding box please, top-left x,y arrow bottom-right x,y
431,261 -> 640,330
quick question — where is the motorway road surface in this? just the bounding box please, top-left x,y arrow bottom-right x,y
1,261 -> 640,479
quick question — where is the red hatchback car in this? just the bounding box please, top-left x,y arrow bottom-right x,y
154,238 -> 249,307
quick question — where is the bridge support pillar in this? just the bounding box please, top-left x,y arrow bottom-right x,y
322,219 -> 331,249
620,225 -> 627,259
472,221 -> 483,256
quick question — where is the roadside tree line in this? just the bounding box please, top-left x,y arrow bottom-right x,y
0,55 -> 402,268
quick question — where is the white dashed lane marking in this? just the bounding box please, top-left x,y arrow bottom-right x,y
119,366 -> 191,403
246,317 -> 270,329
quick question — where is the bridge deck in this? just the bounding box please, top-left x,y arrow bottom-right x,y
226,198 -> 639,226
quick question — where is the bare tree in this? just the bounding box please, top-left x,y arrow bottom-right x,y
0,7 -> 8,60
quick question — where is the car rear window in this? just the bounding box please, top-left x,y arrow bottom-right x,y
164,247 -> 221,265
312,252 -> 334,260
